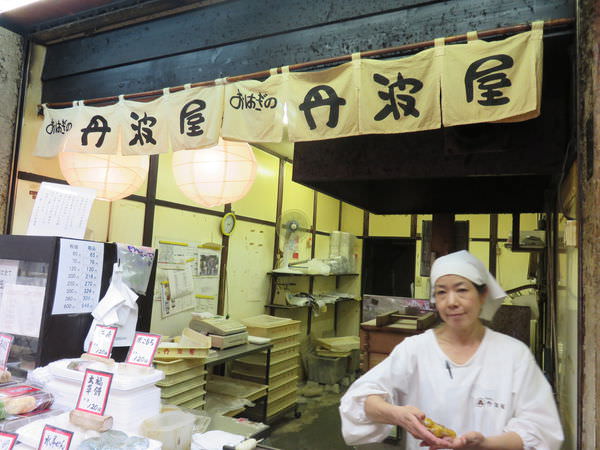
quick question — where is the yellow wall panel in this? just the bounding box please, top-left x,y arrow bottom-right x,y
226,221 -> 275,320
496,246 -> 534,291
316,193 -> 339,233
155,152 -> 224,213
11,180 -> 40,235
336,300 -> 361,336
85,199 -> 110,242
313,274 -> 337,295
468,241 -> 490,272
369,214 -> 411,237
457,214 -> 489,238
341,203 -> 364,236
108,200 -> 145,245
232,148 -> 278,222
314,234 -> 330,260
282,162 -> 314,224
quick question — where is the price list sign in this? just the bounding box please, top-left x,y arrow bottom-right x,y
126,332 -> 161,367
75,369 -> 113,416
53,239 -> 104,315
87,325 -> 117,358
0,431 -> 17,450
0,334 -> 13,371
37,425 -> 73,450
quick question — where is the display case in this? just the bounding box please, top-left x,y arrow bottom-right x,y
0,235 -> 156,369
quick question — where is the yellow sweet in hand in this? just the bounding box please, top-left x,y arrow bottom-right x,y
424,417 -> 457,438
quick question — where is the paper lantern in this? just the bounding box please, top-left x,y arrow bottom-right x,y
59,151 -> 149,201
172,138 -> 257,207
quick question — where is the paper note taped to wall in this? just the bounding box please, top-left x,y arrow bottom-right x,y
27,182 -> 96,239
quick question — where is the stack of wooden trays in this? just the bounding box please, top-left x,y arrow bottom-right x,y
154,358 -> 207,410
232,315 -> 301,421
205,374 -> 268,416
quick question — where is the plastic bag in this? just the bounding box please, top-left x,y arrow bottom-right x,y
116,243 -> 156,295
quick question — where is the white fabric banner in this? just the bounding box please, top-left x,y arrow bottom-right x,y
221,73 -> 284,142
166,85 -> 224,151
63,100 -> 125,155
121,94 -> 169,155
285,60 -> 360,142
34,103 -> 82,157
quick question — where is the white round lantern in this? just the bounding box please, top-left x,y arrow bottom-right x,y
172,139 -> 257,207
59,151 -> 149,201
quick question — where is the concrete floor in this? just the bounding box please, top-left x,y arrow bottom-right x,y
261,384 -> 403,450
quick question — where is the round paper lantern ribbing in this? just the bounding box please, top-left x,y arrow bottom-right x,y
59,152 -> 150,201
172,139 -> 257,207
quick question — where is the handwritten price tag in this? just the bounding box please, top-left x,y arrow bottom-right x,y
37,425 -> 73,450
75,369 -> 113,416
87,325 -> 117,358
126,332 -> 161,367
0,334 -> 13,371
0,431 -> 18,450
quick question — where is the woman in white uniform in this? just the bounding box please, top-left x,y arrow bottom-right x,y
339,250 -> 563,450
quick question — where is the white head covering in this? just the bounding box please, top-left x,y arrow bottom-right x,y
430,250 -> 506,321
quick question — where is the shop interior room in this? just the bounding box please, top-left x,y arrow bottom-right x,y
0,1 -> 580,450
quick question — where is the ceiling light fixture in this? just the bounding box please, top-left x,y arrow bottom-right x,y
0,0 -> 43,13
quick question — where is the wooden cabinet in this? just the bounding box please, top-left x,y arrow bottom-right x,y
359,319 -> 424,371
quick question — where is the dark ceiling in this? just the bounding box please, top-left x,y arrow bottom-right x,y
0,0 -> 223,44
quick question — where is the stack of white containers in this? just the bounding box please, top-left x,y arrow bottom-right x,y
45,359 -> 164,434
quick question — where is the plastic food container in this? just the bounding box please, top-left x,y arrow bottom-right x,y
45,379 -> 161,432
49,359 -> 164,390
0,384 -> 54,419
141,410 -> 195,450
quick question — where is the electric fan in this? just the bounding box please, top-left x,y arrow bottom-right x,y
273,209 -> 310,274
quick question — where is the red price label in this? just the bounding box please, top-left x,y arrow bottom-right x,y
0,334 -> 14,371
87,325 -> 117,358
38,425 -> 73,450
0,431 -> 18,450
126,332 -> 161,367
75,369 -> 113,416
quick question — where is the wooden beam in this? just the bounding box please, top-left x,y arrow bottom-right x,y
41,0 -> 573,102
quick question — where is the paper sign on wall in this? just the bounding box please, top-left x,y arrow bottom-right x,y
27,182 -> 96,240
0,334 -> 14,371
53,239 -> 104,315
76,369 -> 113,416
37,425 -> 73,450
126,332 -> 161,366
0,431 -> 18,450
87,325 -> 117,358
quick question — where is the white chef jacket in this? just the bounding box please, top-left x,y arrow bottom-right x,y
339,328 -> 563,450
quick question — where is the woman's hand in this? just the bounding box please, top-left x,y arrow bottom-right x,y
423,431 -> 485,449
387,404 -> 452,447
364,397 -> 450,447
